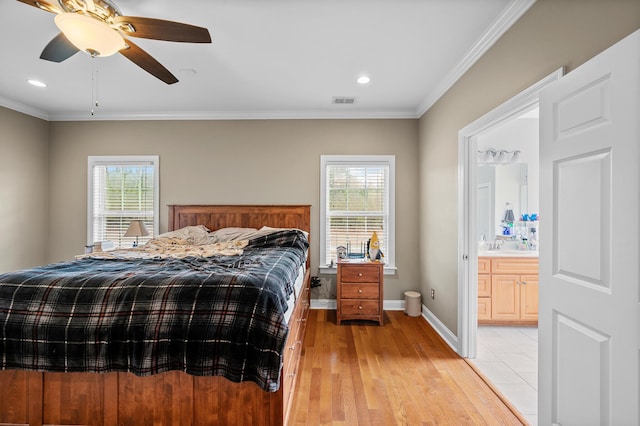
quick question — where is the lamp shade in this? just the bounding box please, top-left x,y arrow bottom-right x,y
124,220 -> 149,238
54,13 -> 126,57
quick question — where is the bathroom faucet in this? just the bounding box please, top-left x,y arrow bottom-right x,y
488,240 -> 503,250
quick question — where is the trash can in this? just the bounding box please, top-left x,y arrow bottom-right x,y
404,291 -> 421,317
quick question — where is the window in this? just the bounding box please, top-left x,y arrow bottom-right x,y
320,155 -> 395,272
88,156 -> 159,249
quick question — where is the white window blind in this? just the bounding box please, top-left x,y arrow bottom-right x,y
88,156 -> 159,249
320,155 -> 395,270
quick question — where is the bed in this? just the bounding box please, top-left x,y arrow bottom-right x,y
0,204 -> 311,426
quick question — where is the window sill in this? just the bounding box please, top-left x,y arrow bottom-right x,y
318,264 -> 397,276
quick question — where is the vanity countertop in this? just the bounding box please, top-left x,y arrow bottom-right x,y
478,250 -> 538,258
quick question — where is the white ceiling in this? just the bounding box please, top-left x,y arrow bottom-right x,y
0,0 -> 533,121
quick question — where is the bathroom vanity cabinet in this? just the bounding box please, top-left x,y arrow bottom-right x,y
478,256 -> 539,325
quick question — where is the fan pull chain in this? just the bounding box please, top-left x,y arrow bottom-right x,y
91,58 -> 99,116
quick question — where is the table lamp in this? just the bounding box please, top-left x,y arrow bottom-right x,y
124,220 -> 149,247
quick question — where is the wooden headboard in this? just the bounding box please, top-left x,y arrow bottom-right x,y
168,205 -> 311,269
168,205 -> 311,234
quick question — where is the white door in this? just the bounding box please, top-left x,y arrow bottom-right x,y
539,29 -> 640,425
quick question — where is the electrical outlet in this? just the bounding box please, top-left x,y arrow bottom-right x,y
431,289 -> 435,299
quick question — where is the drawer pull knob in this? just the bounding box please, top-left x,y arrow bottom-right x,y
358,305 -> 363,310
358,273 -> 363,277
358,289 -> 363,293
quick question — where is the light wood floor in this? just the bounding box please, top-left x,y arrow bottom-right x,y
289,310 -> 524,425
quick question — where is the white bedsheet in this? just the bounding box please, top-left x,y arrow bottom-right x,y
284,263 -> 306,325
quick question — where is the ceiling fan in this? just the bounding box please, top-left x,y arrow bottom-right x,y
18,0 -> 212,84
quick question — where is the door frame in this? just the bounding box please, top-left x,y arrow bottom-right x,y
456,68 -> 564,358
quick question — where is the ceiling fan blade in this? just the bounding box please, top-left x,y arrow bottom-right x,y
119,39 -> 178,85
40,33 -> 80,62
16,0 -> 62,13
113,16 -> 212,43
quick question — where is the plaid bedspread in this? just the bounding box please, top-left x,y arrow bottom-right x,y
0,229 -> 308,392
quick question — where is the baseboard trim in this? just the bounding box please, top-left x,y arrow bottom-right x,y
311,299 -> 336,310
384,299 -> 404,311
421,305 -> 459,354
311,299 -> 406,311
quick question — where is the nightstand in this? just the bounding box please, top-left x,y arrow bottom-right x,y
336,260 -> 384,325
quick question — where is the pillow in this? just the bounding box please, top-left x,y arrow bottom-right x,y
157,225 -> 211,245
258,226 -> 310,239
208,226 -> 310,243
208,227 -> 259,243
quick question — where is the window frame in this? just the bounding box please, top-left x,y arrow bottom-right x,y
87,155 -> 160,247
319,155 -> 396,274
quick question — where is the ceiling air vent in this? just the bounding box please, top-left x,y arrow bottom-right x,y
332,97 -> 357,104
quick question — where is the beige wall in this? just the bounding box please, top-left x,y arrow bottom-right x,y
0,107 -> 49,273
418,0 -> 640,335
48,119 -> 420,300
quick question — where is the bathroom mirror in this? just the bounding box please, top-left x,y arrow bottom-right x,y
477,163 -> 528,240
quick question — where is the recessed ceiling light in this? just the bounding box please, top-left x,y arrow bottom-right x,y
357,75 -> 371,85
27,79 -> 47,88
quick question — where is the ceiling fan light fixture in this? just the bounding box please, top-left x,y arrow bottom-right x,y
35,1 -> 61,14
55,13 -> 125,57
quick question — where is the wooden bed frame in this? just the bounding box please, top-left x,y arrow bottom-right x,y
0,205 -> 311,426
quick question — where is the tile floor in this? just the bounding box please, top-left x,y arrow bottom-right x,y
468,326 -> 538,426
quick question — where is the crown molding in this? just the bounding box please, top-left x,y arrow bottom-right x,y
415,0 -> 536,117
0,95 -> 49,120
46,108 -> 419,122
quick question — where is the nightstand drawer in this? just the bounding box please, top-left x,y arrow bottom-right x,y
341,283 -> 379,299
340,300 -> 380,316
340,265 -> 380,282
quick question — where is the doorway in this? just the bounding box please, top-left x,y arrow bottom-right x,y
456,69 -> 564,421
471,106 -> 540,424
